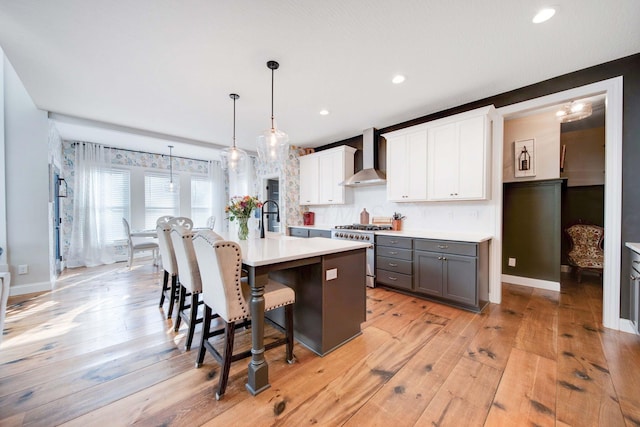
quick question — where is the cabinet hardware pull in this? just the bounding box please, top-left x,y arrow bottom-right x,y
388,276 -> 397,281
390,240 -> 398,244
438,245 -> 448,249
632,275 -> 640,280
438,256 -> 442,260
389,251 -> 398,255
389,263 -> 398,267
442,257 -> 447,261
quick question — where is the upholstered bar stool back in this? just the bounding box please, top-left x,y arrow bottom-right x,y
193,230 -> 295,400
156,216 -> 177,318
169,217 -> 202,350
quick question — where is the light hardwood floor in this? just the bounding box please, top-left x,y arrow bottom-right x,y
1,261 -> 639,426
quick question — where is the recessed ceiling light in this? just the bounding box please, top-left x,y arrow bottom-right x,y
392,75 -> 406,84
319,109 -> 329,116
532,8 -> 556,23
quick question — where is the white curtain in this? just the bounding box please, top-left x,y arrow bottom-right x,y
66,143 -> 115,267
208,160 -> 227,232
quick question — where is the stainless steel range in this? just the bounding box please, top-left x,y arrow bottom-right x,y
331,224 -> 392,288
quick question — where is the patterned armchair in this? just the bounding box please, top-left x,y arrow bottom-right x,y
565,223 -> 604,283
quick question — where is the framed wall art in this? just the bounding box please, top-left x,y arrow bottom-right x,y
514,139 -> 535,178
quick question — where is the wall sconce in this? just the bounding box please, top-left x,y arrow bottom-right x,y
58,178 -> 68,198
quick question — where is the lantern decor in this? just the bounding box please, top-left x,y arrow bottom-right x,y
514,139 -> 536,178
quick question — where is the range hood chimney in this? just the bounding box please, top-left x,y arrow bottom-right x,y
341,128 -> 386,187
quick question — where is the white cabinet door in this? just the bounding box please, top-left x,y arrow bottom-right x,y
386,135 -> 409,201
428,114 -> 488,201
318,150 -> 344,204
299,146 -> 355,205
385,129 -> 428,202
299,154 -> 319,205
457,115 -> 486,199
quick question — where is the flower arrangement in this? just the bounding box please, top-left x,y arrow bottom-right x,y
226,195 -> 263,222
226,195 -> 262,240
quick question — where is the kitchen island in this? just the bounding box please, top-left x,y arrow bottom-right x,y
218,232 -> 369,396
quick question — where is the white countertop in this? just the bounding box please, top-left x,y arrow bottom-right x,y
375,230 -> 492,243
626,242 -> 640,254
201,232 -> 370,267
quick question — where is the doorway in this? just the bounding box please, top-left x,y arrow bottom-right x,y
264,177 -> 280,233
493,77 -> 623,331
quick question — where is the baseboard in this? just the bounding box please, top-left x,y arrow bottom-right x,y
501,274 -> 560,292
9,280 -> 50,296
618,318 -> 638,335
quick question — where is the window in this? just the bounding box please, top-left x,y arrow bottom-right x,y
103,168 -> 130,242
145,172 -> 179,229
191,175 -> 212,228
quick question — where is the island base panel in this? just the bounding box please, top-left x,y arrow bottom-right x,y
267,248 -> 366,356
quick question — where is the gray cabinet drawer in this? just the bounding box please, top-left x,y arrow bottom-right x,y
377,246 -> 412,260
376,235 -> 412,249
289,227 -> 309,238
376,256 -> 412,275
414,239 -> 477,257
309,229 -> 331,238
376,269 -> 412,290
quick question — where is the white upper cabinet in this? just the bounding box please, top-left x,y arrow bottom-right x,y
384,127 -> 428,202
299,145 -> 356,205
299,154 -> 319,205
427,106 -> 493,201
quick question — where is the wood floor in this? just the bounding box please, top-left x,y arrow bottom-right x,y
1,262 -> 639,426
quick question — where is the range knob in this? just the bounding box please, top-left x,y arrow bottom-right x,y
365,235 -> 370,241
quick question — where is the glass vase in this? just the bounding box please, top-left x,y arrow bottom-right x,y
237,217 -> 249,240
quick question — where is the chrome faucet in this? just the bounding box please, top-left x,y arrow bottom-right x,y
260,199 -> 280,238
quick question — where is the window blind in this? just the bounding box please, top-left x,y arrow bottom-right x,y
191,175 -> 212,228
145,172 -> 179,229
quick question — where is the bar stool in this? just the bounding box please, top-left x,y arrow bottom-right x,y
169,217 -> 201,350
156,215 -> 177,318
192,230 -> 295,400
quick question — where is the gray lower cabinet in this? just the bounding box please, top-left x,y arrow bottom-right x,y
630,248 -> 640,334
376,235 -> 489,312
376,236 -> 413,291
414,238 -> 488,312
289,227 -> 331,238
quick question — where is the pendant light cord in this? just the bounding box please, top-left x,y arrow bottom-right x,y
233,96 -> 237,148
270,66 -> 275,130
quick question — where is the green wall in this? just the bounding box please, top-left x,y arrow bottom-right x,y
503,180 -> 562,282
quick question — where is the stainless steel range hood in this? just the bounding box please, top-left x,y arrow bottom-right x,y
341,128 -> 386,187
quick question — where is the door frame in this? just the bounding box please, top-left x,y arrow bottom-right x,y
491,76 -> 623,330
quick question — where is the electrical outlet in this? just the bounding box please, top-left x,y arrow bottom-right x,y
508,258 -> 516,267
325,268 -> 338,281
18,264 -> 29,275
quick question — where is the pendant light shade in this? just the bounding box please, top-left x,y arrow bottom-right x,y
166,145 -> 179,193
220,93 -> 248,172
257,60 -> 289,163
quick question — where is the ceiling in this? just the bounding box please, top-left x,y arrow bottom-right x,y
0,1 -> 638,160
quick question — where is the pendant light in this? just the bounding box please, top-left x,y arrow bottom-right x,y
257,60 -> 289,163
166,145 -> 179,193
220,93 -> 248,172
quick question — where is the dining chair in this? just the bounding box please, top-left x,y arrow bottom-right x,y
169,217 -> 202,350
156,216 -> 178,318
122,217 -> 159,270
206,216 -> 216,230
192,230 -> 295,400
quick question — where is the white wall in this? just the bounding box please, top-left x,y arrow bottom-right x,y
0,50 -> 7,272
309,185 -> 495,235
3,53 -> 51,294
503,110 -> 560,183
